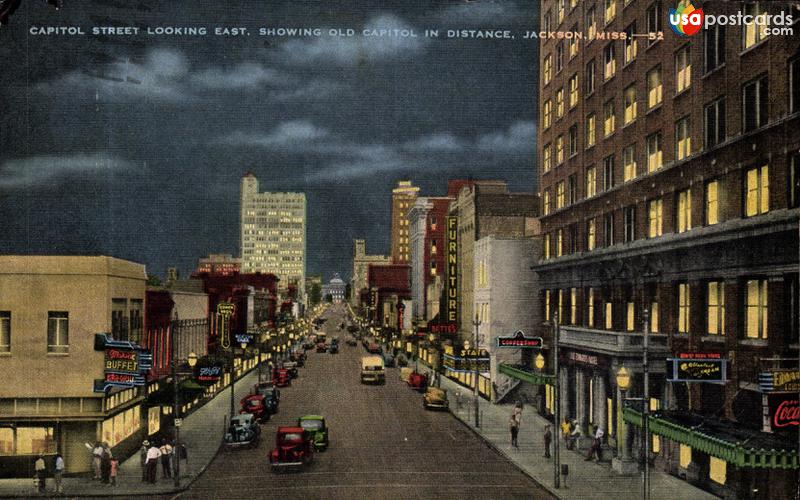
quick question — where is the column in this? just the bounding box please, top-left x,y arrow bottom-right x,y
559,366 -> 570,422
575,369 -> 587,432
595,373 -> 607,440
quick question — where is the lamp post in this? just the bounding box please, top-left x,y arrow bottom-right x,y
614,365 -> 635,475
171,350 -> 196,487
642,309 -> 650,500
553,311 -> 561,489
472,312 -> 482,428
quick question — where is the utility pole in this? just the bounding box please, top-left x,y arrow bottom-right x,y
472,312 -> 482,428
170,312 -> 181,487
643,308 -> 650,500
553,311 -> 561,489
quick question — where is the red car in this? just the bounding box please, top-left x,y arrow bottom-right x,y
316,342 -> 328,352
367,343 -> 381,354
269,426 -> 314,470
407,372 -> 428,391
240,394 -> 270,423
272,368 -> 291,387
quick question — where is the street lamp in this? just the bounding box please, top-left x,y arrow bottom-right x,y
472,312 -> 481,428
615,366 -> 632,471
535,352 -> 546,370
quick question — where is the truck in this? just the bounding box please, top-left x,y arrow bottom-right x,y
360,355 -> 385,384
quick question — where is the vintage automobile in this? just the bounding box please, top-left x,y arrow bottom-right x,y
269,426 -> 315,470
240,394 -> 271,423
283,361 -> 299,378
366,342 -> 381,354
399,367 -> 414,382
298,415 -> 329,451
272,367 -> 291,387
407,372 -> 428,391
290,350 -> 306,367
302,339 -> 315,350
224,413 -> 260,449
316,342 -> 328,353
329,339 -> 339,354
423,387 -> 449,410
360,355 -> 385,384
252,382 -> 280,414
345,335 -> 357,346
382,351 -> 395,367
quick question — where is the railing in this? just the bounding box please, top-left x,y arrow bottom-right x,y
559,326 -> 670,355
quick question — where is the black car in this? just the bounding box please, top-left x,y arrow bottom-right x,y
329,341 -> 339,354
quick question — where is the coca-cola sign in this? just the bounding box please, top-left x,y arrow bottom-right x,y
768,394 -> 800,430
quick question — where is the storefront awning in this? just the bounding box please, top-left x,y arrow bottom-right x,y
623,408 -> 799,470
498,363 -> 555,386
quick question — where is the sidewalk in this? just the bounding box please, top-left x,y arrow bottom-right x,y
0,368 -> 260,498
432,370 -> 718,500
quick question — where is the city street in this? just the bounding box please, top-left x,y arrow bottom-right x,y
180,305 -> 554,500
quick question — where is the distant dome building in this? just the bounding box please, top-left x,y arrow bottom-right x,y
322,273 -> 346,304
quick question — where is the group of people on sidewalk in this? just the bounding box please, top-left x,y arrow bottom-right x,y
507,405 -> 606,463
89,442 -> 119,486
140,439 -> 188,484
33,454 -> 65,495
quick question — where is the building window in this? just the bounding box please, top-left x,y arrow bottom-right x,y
651,301 -> 660,333
743,2 -> 769,49
112,299 -> 128,340
604,0 -> 615,24
586,166 -> 597,198
129,299 -> 143,343
603,213 -> 614,246
646,2 -> 661,44
675,116 -> 691,161
743,76 -> 768,132
556,135 -> 564,164
543,8 -> 552,33
680,444 -> 692,468
623,144 -> 636,182
543,99 -> 552,129
587,218 -> 596,251
648,198 -> 663,238
710,457 -> 727,485
586,59 -> 595,94
557,229 -> 563,257
47,311 -> 69,354
586,113 -> 596,147
558,290 -> 564,320
556,181 -> 566,209
791,57 -> 800,114
705,180 -> 719,225
790,153 -> 800,209
624,23 -> 637,64
587,6 -> 597,40
568,175 -> 578,205
603,100 -> 615,136
626,302 -> 635,331
430,240 -> 438,254
646,132 -> 663,172
556,88 -> 565,118
544,55 -> 552,84
677,189 -> 692,233
544,234 -> 551,259
745,165 -> 769,217
430,262 -> 437,277
557,0 -> 565,24
647,66 -> 663,108
543,144 -> 552,173
746,279 -> 768,339
569,24 -> 579,58
568,125 -> 578,157
570,288 -> 577,324
675,45 -> 691,93
603,155 -> 614,191
678,283 -> 690,334
569,73 -> 579,108
0,312 -> 9,353
624,205 -> 636,242
569,223 -> 578,255
604,301 -> 613,329
588,289 -> 595,327
704,25 -> 725,73
543,189 -> 551,215
707,281 -> 725,335
604,44 -> 616,80
556,41 -> 565,74
623,85 -> 637,125
704,98 -> 726,148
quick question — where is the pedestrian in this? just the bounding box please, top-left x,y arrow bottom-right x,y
145,443 -> 161,483
585,425 -> 605,461
91,442 -> 103,479
509,403 -> 522,448
159,439 -> 173,478
139,440 -> 149,482
543,425 -> 552,458
109,457 -> 118,486
34,455 -> 46,494
53,453 -> 64,494
568,419 -> 582,450
100,442 -> 112,484
177,442 -> 188,470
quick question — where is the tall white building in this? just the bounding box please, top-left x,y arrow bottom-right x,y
240,172 -> 306,296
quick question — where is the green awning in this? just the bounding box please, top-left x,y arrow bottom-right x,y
623,408 -> 799,470
499,363 -> 555,385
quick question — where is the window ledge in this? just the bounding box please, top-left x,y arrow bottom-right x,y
622,59 -> 636,70
740,39 -> 768,57
645,104 -> 662,116
622,120 -> 636,130
603,74 -> 617,85
700,335 -> 726,343
47,352 -> 70,357
701,63 -> 726,80
674,88 -> 691,99
739,339 -> 768,347
0,352 -> 10,357
646,39 -> 661,51
585,90 -> 595,100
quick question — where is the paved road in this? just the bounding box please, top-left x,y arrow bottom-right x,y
180,304 -> 554,500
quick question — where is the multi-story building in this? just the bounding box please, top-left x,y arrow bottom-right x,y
0,256 -> 147,477
195,253 -> 241,276
321,274 -> 346,304
351,239 -> 391,309
240,172 -> 306,296
533,1 -> 799,497
390,180 -> 420,264
408,197 -> 451,322
448,181 -> 539,342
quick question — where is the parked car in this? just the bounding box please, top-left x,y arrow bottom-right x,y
399,367 -> 414,382
272,368 -> 291,387
302,340 -> 315,350
290,351 -> 306,366
269,426 -> 315,470
382,351 -> 395,367
316,342 -> 328,352
283,361 -> 299,378
423,387 -> 449,410
224,413 -> 260,449
367,342 -> 381,354
240,394 -> 271,423
298,415 -> 329,451
253,382 -> 280,414
346,335 -> 357,346
329,342 -> 339,354
407,372 -> 428,392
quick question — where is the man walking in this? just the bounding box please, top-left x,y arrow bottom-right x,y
139,440 -> 149,482
91,442 -> 103,479
53,453 -> 64,494
584,425 -> 605,461
509,403 -> 522,448
34,455 -> 46,494
543,425 -> 552,458
145,442 -> 161,483
159,439 -> 173,478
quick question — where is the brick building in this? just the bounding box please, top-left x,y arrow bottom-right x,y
390,180 -> 420,264
408,196 -> 451,322
531,0 -> 799,497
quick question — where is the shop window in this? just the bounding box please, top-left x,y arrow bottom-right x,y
0,428 -> 12,455
710,457 -> 727,484
745,165 -> 769,217
679,444 -> 692,468
746,279 -> 768,339
678,283 -> 690,334
15,427 -> 56,455
707,282 -> 725,335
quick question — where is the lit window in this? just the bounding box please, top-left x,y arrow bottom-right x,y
558,290 -> 564,321
647,198 -> 663,238
587,7 -> 597,40
544,234 -> 551,259
543,99 -> 552,129
677,189 -> 692,233
707,282 -> 725,335
604,44 -> 616,80
604,301 -> 612,329
745,165 -> 769,217
557,229 -> 563,257
650,302 -> 659,333
586,166 -> 597,198
623,85 -> 637,125
675,46 -> 691,93
556,89 -> 565,118
624,23 -> 637,63
746,279 -> 768,339
677,283 -> 690,334
646,132 -> 662,172
569,24 -> 579,58
588,289 -> 595,327
604,0 -> 615,24
623,145 -> 636,182
710,457 -> 727,485
705,180 -> 719,225
743,2 -> 769,49
543,190 -> 551,215
543,144 -> 552,173
626,302 -> 634,331
603,156 -> 614,191
586,113 -> 596,147
569,74 -> 579,108
544,55 -> 552,84
570,288 -> 577,324
587,218 -> 596,251
604,100 -> 615,136
556,42 -> 565,73
556,181 -> 566,209
557,0 -> 565,24
647,66 -> 663,108
556,135 -> 564,164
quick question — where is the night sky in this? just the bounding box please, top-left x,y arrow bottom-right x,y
0,0 -> 539,281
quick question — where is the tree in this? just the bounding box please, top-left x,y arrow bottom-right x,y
146,274 -> 162,287
309,283 -> 322,306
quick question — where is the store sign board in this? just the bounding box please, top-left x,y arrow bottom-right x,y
443,348 -> 490,372
93,333 -> 152,392
497,330 -> 543,348
430,323 -> 457,335
445,216 -> 458,325
195,361 -> 224,386
667,357 -> 727,383
768,394 -> 800,429
759,370 -> 800,393
567,351 -> 601,367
